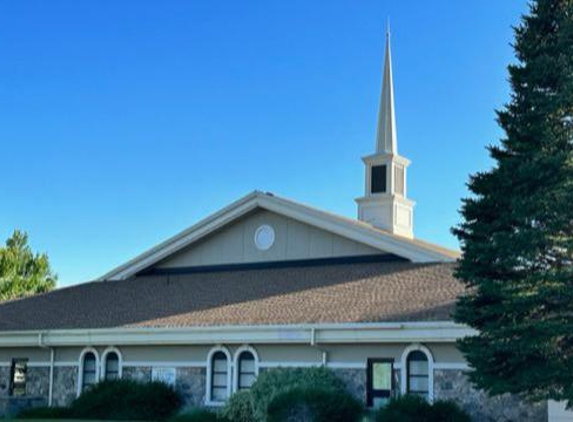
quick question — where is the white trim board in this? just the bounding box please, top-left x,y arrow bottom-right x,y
122,361 -> 207,368
100,191 -> 459,280
259,361 -> 368,369
0,360 -> 469,370
433,362 -> 469,370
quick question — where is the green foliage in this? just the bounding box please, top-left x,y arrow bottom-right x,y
17,406 -> 73,419
249,367 -> 346,421
375,395 -> 431,422
70,379 -> 182,420
453,0 -> 573,406
0,230 -> 57,301
267,387 -> 363,422
222,390 -> 256,422
170,408 -> 228,422
375,395 -> 470,422
429,400 -> 471,422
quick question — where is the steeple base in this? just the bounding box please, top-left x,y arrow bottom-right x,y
356,195 -> 415,238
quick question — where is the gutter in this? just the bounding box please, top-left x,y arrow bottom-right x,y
0,322 -> 475,348
310,328 -> 328,366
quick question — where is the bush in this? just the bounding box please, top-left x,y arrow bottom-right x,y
428,400 -> 471,422
18,406 -> 73,419
249,367 -> 346,421
70,379 -> 182,421
222,390 -> 256,422
170,408 -> 227,422
375,395 -> 431,422
375,395 -> 471,422
267,387 -> 363,422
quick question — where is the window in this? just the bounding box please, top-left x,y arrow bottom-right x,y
10,358 -> 27,396
81,351 -> 98,392
104,352 -> 120,380
237,351 -> 256,390
367,358 -> 393,408
210,351 -> 230,402
407,351 -> 429,398
371,165 -> 387,194
394,165 -> 405,196
400,344 -> 434,401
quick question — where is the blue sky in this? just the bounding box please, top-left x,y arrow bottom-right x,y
0,1 -> 528,286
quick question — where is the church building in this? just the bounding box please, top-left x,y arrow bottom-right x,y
0,31 -> 548,421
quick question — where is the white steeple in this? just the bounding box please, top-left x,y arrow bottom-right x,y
356,26 -> 415,239
376,26 -> 397,154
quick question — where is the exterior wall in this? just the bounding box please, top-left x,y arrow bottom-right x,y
53,366 -> 77,406
156,209 -> 381,269
434,369 -> 547,422
123,366 -> 152,382
121,366 -> 206,408
0,342 -> 548,421
176,367 -> 206,408
26,367 -> 49,398
331,368 -> 367,401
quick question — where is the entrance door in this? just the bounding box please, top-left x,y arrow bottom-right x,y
366,358 -> 394,408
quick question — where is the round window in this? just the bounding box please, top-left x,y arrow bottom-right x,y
254,225 -> 275,251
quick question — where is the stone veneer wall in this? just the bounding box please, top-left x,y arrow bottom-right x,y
434,369 -> 547,422
123,366 -> 152,383
176,367 -> 206,408
27,367 -> 50,398
0,366 -> 10,396
0,366 -> 49,417
123,366 -> 206,408
332,368 -> 367,401
53,366 -> 78,407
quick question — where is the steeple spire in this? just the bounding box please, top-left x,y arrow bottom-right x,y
355,25 -> 415,239
376,24 -> 397,154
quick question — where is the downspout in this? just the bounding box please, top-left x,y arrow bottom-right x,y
310,328 -> 328,367
38,333 -> 54,407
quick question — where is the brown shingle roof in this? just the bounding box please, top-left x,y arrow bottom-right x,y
0,261 -> 464,331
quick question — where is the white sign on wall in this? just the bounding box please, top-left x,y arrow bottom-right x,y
152,367 -> 177,386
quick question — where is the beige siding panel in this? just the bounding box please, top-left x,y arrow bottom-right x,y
326,344 -> 404,363
0,343 -> 465,367
430,344 -> 465,363
0,348 -> 51,363
56,347 -> 91,362
256,345 -> 323,363
121,345 -> 211,362
157,209 -> 382,269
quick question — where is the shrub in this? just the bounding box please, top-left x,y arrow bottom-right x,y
170,408 -> 227,422
428,400 -> 471,422
375,395 -> 471,422
222,390 -> 256,422
267,387 -> 363,422
375,395 -> 431,422
249,367 -> 346,421
18,406 -> 73,419
70,379 -> 182,420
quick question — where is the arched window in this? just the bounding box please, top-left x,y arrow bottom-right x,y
407,351 -> 429,398
400,344 -> 434,401
233,346 -> 260,393
237,351 -> 256,390
103,351 -> 120,380
207,347 -> 231,404
81,351 -> 98,391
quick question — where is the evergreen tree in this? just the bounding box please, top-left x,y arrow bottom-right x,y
0,230 -> 57,301
454,0 -> 573,405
